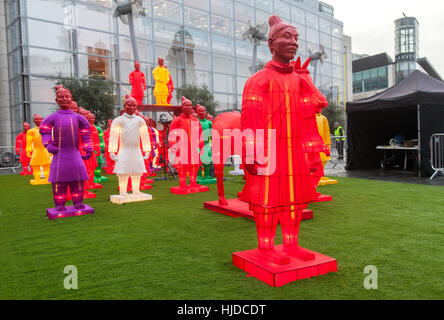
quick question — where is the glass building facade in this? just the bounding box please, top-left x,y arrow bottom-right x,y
352,66 -> 389,94
3,0 -> 346,138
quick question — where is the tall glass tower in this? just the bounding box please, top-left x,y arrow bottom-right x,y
394,16 -> 419,83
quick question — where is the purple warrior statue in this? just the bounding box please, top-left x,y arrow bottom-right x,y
39,85 -> 95,220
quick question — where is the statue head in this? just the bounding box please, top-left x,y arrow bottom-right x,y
70,101 -> 78,113
78,107 -> 88,117
107,119 -> 113,129
158,57 -> 165,67
55,85 -> 73,110
23,122 -> 31,132
33,114 -> 43,127
267,15 -> 299,64
134,60 -> 140,71
181,96 -> 193,116
196,104 -> 207,120
87,112 -> 96,124
124,95 -> 137,115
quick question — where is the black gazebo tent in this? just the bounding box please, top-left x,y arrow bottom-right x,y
346,70 -> 444,177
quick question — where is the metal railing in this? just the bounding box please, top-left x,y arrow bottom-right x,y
430,134 -> 444,180
329,135 -> 347,169
0,146 -> 22,174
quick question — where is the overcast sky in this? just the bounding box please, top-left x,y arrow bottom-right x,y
331,0 -> 444,77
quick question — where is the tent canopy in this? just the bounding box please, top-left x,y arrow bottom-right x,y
346,70 -> 444,177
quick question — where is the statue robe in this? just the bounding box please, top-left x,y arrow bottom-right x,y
241,60 -> 316,210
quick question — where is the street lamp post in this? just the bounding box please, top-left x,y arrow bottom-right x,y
308,45 -> 327,86
242,21 -> 269,74
113,0 -> 147,62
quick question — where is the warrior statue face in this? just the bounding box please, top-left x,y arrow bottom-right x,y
269,28 -> 298,64
87,113 -> 96,124
33,114 -> 43,127
107,119 -> 113,129
134,61 -> 141,71
196,105 -> 207,120
158,57 -> 165,67
268,16 -> 299,65
124,99 -> 138,115
55,88 -> 73,110
23,122 -> 31,132
183,102 -> 193,116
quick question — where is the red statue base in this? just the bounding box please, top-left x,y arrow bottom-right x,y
171,185 -> 209,195
204,198 -> 313,221
312,193 -> 333,203
233,245 -> 337,287
47,205 -> 95,220
87,183 -> 103,190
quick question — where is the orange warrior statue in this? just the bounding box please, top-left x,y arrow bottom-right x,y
152,57 -> 171,105
16,122 -> 33,175
26,114 -> 51,185
168,96 -> 209,194
129,60 -> 146,105
233,15 -> 337,287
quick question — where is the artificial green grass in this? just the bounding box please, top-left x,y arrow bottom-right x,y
0,170 -> 443,300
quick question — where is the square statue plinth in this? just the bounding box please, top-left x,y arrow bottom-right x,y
233,245 -> 337,287
170,185 -> 209,195
47,205 -> 94,220
110,193 -> 153,204
318,177 -> 338,186
313,194 -> 333,202
229,169 -> 244,176
30,179 -> 50,185
204,198 -> 313,221
196,176 -> 217,185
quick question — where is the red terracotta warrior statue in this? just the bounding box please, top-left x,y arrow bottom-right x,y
129,60 -> 147,105
16,122 -> 33,175
168,96 -> 208,194
241,15 -> 317,263
233,15 -> 337,286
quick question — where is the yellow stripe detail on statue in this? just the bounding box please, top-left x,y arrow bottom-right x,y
285,82 -> 294,203
264,80 -> 273,206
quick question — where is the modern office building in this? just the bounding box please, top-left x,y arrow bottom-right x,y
1,0 -> 348,145
352,14 -> 441,101
352,53 -> 396,100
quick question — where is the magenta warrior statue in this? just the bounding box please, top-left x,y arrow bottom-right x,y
39,86 -> 95,220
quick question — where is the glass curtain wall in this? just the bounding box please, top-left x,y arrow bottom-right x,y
5,0 -> 345,134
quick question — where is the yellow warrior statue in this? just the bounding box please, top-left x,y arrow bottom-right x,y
316,112 -> 338,186
152,57 -> 171,105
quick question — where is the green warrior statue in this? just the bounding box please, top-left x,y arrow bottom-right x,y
94,122 -> 108,183
196,104 -> 216,185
